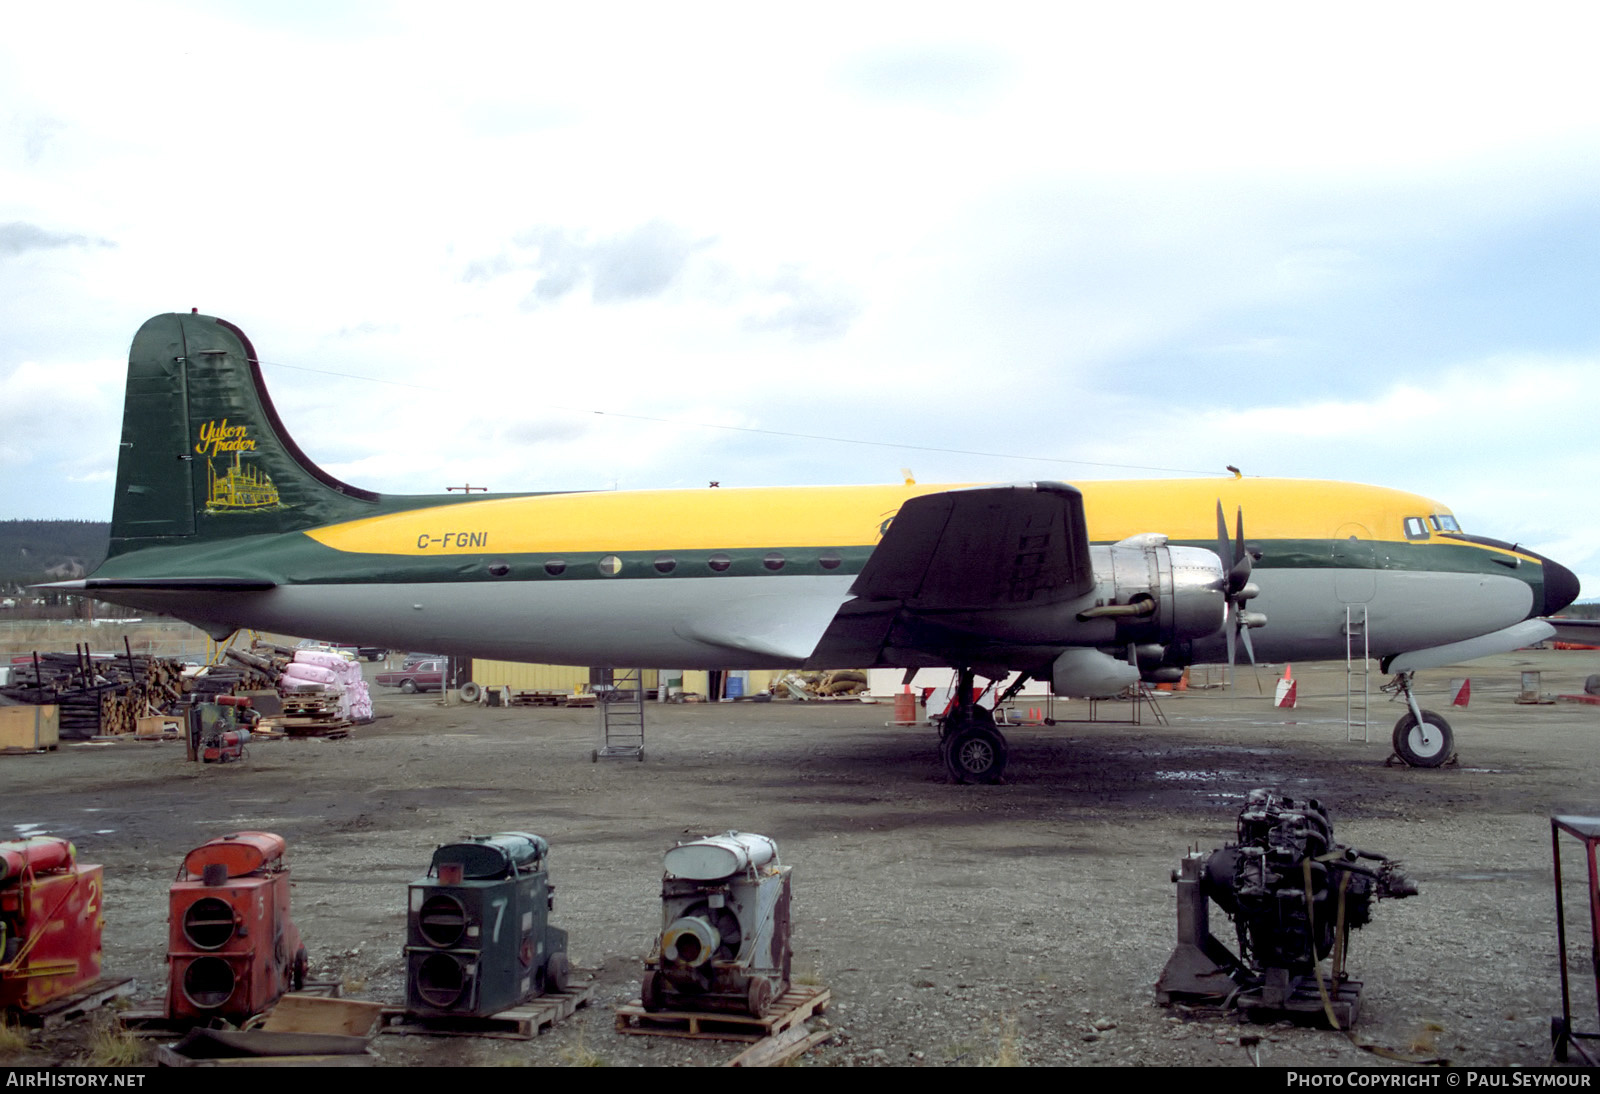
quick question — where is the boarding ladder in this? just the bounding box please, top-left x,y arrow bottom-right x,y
593,668 -> 646,762
1345,605 -> 1370,741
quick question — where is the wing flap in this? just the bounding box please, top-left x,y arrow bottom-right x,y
849,483 -> 1093,611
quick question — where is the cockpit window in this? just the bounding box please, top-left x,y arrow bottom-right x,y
1430,514 -> 1461,533
1403,517 -> 1429,540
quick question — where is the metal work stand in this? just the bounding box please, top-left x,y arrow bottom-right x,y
593,668 -> 645,762
1551,815 -> 1600,1064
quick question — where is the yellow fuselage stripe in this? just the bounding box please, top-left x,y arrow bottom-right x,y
304,478 -> 1467,557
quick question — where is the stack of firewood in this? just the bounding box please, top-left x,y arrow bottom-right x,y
0,645 -> 191,738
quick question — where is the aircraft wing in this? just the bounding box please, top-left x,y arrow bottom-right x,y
849,482 -> 1094,610
813,483 -> 1096,669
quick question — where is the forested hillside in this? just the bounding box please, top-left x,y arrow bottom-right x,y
0,520 -> 109,592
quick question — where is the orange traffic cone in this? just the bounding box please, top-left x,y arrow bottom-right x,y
1274,664 -> 1298,708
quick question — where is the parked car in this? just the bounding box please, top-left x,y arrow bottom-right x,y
296,639 -> 389,662
375,659 -> 445,694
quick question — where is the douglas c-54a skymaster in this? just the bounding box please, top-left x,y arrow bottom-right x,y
56,312 -> 1581,782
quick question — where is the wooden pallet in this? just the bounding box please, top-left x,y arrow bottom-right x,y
153,1040 -> 378,1067
257,716 -> 353,738
727,1022 -> 834,1067
510,691 -> 569,707
615,984 -> 830,1042
119,980 -> 345,1036
8,978 -> 136,1029
380,980 -> 594,1040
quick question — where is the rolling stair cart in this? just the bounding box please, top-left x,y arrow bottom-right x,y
593,668 -> 645,761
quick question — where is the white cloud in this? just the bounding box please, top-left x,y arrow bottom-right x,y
2,0 -> 1599,602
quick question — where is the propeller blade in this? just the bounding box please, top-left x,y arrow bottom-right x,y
1217,502 -> 1252,595
1228,507 -> 1253,592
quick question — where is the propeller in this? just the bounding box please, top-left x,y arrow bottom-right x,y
1215,501 -> 1266,672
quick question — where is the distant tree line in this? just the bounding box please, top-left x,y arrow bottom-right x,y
0,520 -> 110,597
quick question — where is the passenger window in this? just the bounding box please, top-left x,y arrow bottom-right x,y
654,556 -> 676,574
708,553 -> 731,572
1403,517 -> 1429,541
763,551 -> 785,571
544,559 -> 566,576
598,555 -> 622,577
819,550 -> 842,571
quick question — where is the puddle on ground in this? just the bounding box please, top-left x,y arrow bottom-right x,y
1154,770 -> 1245,781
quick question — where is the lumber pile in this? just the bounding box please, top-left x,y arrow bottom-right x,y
0,644 -> 189,739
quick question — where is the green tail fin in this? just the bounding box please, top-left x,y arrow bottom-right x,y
109,313 -> 380,556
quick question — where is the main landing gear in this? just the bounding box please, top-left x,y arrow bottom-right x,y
938,667 -> 1009,784
1385,670 -> 1455,768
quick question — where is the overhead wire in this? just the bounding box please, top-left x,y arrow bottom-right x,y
258,357 -> 1219,478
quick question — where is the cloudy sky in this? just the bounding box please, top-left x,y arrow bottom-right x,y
3,2 -> 1598,594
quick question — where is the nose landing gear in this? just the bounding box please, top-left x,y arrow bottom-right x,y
1385,670 -> 1455,768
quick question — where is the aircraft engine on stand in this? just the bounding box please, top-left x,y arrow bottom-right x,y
1157,790 -> 1417,1025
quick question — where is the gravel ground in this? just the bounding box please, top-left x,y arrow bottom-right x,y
3,648 -> 1598,1067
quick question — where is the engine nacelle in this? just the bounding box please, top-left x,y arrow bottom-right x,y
1050,648 -> 1141,698
923,535 -> 1228,651
1090,536 -> 1229,648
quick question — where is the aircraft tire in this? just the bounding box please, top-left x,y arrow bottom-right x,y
940,703 -> 997,741
1392,710 -> 1453,767
943,724 -> 1008,784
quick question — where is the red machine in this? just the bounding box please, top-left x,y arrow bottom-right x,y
166,832 -> 306,1024
0,836 -> 103,1011
186,698 -> 253,764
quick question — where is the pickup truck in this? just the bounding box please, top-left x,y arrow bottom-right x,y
374,659 -> 445,693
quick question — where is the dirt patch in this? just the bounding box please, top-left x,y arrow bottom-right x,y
2,650 -> 1597,1067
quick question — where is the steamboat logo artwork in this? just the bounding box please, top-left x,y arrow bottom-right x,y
196,418 -> 284,512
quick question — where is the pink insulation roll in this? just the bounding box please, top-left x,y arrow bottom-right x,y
282,662 -> 338,686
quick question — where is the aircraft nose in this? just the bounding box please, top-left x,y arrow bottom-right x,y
1534,553 -> 1581,617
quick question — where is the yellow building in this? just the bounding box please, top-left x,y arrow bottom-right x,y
466,662 -> 784,699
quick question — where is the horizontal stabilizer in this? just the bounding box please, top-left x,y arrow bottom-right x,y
39,577 -> 278,592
